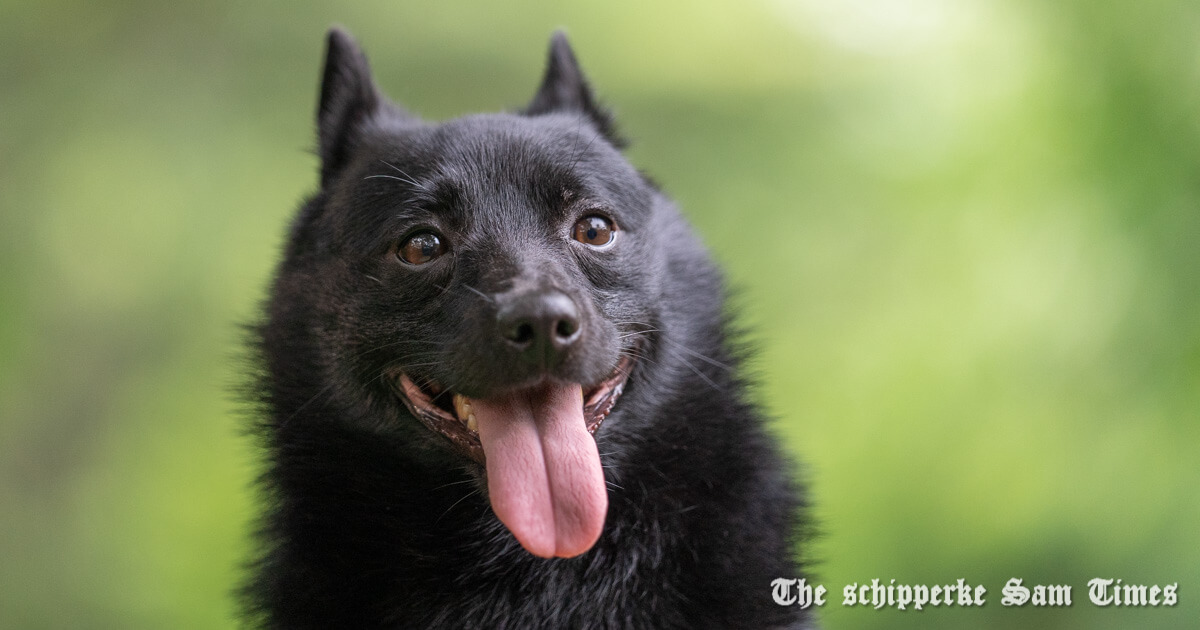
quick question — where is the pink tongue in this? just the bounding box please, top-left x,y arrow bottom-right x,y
471,383 -> 608,558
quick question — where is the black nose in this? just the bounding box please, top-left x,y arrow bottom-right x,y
497,290 -> 582,367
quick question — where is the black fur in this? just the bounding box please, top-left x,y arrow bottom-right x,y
244,27 -> 812,629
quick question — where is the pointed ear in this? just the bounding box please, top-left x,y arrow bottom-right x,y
317,27 -> 381,185
523,32 -> 625,148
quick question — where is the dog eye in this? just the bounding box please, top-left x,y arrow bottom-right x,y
572,215 -> 617,248
396,231 -> 447,265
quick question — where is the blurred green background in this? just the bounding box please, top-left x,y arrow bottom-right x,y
2,0 -> 1197,628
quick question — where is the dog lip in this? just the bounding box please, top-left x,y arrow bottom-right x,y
391,352 -> 635,462
394,373 -> 483,459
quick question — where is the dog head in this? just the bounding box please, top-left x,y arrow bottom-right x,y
268,29 -> 671,558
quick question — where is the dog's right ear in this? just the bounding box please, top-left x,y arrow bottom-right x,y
317,27 -> 381,186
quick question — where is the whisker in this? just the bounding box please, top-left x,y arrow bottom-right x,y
432,478 -> 478,491
659,338 -> 731,371
461,284 -> 494,303
380,160 -> 422,186
663,348 -> 722,391
345,338 -> 448,362
279,382 -> 336,427
363,174 -> 415,184
436,489 -> 481,525
568,128 -> 601,173
395,361 -> 444,369
433,283 -> 494,303
614,321 -> 731,372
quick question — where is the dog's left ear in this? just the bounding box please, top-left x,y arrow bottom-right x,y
523,32 -> 625,148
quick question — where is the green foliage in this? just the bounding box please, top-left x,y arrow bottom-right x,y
1,1 -> 1196,627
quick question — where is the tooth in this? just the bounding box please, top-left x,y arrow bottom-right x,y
453,394 -> 471,422
466,413 -> 478,432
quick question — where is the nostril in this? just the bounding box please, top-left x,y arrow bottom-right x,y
554,318 -> 578,340
507,322 -> 536,346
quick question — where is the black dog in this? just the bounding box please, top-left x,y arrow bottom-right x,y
244,27 -> 811,629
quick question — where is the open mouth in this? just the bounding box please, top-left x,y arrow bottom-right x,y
391,353 -> 634,462
389,349 -> 637,558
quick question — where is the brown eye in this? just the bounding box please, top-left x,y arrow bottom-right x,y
396,231 -> 446,265
572,215 -> 617,248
